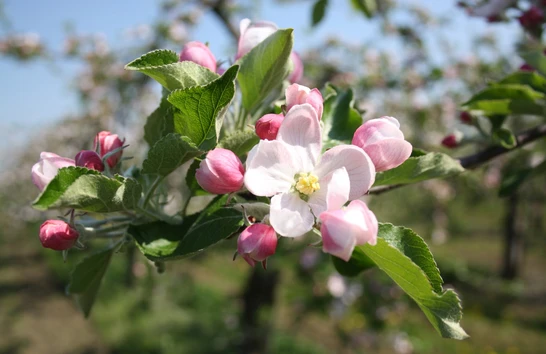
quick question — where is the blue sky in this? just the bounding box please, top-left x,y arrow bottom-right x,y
0,0 -> 520,155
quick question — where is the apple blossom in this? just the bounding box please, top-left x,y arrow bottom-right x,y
94,131 -> 124,168
75,150 -> 105,171
519,6 -> 544,29
441,134 -> 460,148
236,18 -> 278,60
244,104 -> 375,237
31,152 -> 75,191
39,219 -> 79,251
179,41 -> 217,72
459,111 -> 472,124
237,223 -> 278,268
320,200 -> 378,261
255,113 -> 284,140
288,51 -> 303,83
285,84 -> 323,120
352,117 -> 412,172
196,148 -> 245,194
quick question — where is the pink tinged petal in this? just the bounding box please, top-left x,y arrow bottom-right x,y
196,148 -> 244,194
236,19 -> 278,60
276,103 -> 322,171
244,140 -> 300,196
319,209 -> 357,261
270,193 -> 315,237
308,167 -> 350,217
288,51 -> 303,83
363,138 -> 412,172
352,117 -> 404,146
237,223 -> 278,267
32,152 -> 75,191
315,145 -> 375,200
345,200 -> 378,246
285,84 -> 324,120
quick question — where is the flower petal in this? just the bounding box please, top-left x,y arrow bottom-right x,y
363,138 -> 413,172
315,145 -> 375,199
319,209 -> 357,262
308,167 -> 350,216
270,193 -> 314,237
345,200 -> 378,246
277,103 -> 321,171
244,140 -> 299,196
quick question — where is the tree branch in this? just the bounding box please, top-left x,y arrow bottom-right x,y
369,124 -> 546,195
208,0 -> 239,41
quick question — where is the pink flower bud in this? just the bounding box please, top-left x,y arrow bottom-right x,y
441,134 -> 459,148
195,148 -> 245,194
519,63 -> 535,72
237,223 -> 277,267
285,84 -> 323,120
94,131 -> 124,168
255,113 -> 284,140
459,111 -> 472,124
320,200 -> 378,262
352,116 -> 412,172
75,150 -> 105,171
519,6 -> 544,29
31,152 -> 75,191
179,41 -> 217,72
39,219 -> 79,251
288,51 -> 303,83
236,18 -> 278,60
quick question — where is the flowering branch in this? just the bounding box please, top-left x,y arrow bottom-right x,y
369,123 -> 546,195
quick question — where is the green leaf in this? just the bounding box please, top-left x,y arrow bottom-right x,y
312,0 -> 328,26
322,85 -> 363,141
125,49 -> 219,91
168,65 -> 239,150
130,195 -> 244,261
238,29 -> 293,113
217,129 -> 260,158
492,128 -> 517,149
463,84 -> 545,116
67,247 -> 114,317
142,133 -> 202,176
373,152 -> 464,186
144,98 -> 175,147
521,51 -> 546,76
350,0 -> 377,18
32,167 -> 142,213
498,71 -> 546,94
359,224 -> 468,339
332,250 -> 375,277
499,159 -> 546,197
185,159 -> 205,195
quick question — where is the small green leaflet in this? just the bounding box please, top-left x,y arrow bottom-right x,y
142,133 -> 202,177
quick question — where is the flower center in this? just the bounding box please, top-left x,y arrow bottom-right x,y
295,172 -> 320,195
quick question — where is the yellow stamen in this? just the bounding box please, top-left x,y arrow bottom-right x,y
295,173 -> 320,195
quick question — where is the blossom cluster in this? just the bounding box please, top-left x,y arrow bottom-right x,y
195,82 -> 412,266
31,131 -> 124,250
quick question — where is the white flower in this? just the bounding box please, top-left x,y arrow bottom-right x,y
244,104 -> 376,237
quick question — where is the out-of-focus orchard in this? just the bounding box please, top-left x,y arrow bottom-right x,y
1,0 -> 545,353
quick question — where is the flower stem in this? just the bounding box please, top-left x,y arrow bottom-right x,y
141,175 -> 164,209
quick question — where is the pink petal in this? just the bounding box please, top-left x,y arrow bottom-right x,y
288,51 -> 303,83
308,167 -> 350,216
345,200 -> 378,246
244,140 -> 299,196
363,138 -> 413,172
315,145 -> 375,200
276,103 -> 321,171
270,193 -> 314,237
236,19 -> 278,60
320,209 -> 357,262
352,117 -> 404,146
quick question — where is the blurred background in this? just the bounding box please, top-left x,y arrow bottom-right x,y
1,0 -> 545,353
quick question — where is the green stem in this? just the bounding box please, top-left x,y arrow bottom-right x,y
136,206 -> 164,221
141,175 -> 164,208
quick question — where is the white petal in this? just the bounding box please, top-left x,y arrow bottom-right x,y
315,145 -> 375,199
277,103 -> 321,171
308,167 -> 350,216
270,193 -> 314,237
244,140 -> 299,196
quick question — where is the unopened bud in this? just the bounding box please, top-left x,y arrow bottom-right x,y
195,148 -> 245,194
459,111 -> 472,124
94,131 -> 124,168
39,219 -> 79,251
31,152 -> 75,191
75,150 -> 104,171
237,223 -> 277,268
518,6 -> 544,29
285,84 -> 323,120
179,41 -> 217,72
441,134 -> 459,148
255,113 -> 284,140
